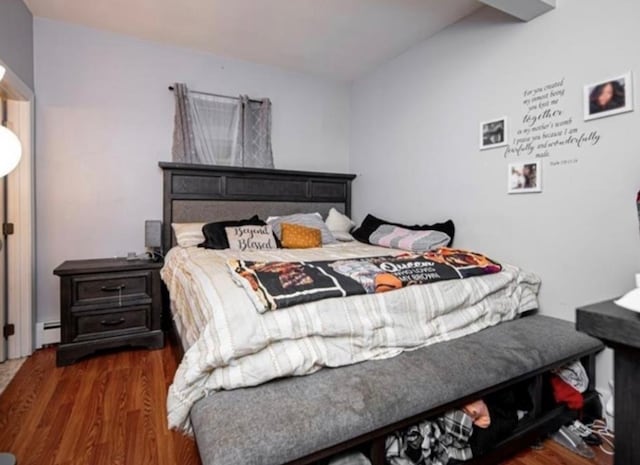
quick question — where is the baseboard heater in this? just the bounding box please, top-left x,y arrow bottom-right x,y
35,320 -> 61,348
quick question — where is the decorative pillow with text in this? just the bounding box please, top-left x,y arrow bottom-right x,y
225,225 -> 277,252
199,215 -> 266,249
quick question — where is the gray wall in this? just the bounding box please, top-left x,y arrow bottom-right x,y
351,0 -> 640,391
34,18 -> 350,323
0,0 -> 33,89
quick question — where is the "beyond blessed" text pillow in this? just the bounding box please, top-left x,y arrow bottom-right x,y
225,225 -> 278,252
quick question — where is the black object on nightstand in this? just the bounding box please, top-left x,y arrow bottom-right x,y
53,258 -> 165,366
576,299 -> 640,465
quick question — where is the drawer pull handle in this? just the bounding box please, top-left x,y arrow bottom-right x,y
101,284 -> 126,292
100,317 -> 126,327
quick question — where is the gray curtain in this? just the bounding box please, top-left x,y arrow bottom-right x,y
171,83 -> 197,164
240,95 -> 274,168
171,83 -> 274,168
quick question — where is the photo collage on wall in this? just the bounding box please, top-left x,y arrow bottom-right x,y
480,71 -> 634,194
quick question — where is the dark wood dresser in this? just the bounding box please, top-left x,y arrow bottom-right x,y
576,299 -> 640,465
54,258 -> 165,366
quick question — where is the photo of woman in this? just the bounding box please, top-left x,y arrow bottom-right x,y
508,161 -> 542,194
584,72 -> 633,120
589,81 -> 625,114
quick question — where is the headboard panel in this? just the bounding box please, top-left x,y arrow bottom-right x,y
160,162 -> 356,252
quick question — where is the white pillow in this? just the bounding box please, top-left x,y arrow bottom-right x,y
225,225 -> 277,251
325,208 -> 355,242
172,222 -> 205,248
331,231 -> 355,242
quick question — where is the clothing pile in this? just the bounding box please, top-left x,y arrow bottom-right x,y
550,360 -> 589,410
385,410 -> 473,465
385,360 -> 591,465
467,391 -> 523,458
549,361 -> 601,459
385,386 -> 533,465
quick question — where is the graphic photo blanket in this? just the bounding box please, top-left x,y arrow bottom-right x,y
229,248 -> 502,312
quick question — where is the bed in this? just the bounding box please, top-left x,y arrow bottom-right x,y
158,162 -> 603,465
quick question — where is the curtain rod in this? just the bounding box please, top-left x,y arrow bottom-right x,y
168,86 -> 263,103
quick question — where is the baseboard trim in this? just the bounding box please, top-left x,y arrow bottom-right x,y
35,321 -> 61,348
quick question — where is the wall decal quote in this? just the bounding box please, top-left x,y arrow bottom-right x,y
504,78 -> 602,165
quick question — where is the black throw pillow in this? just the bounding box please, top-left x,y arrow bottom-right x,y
351,214 -> 455,247
199,215 -> 266,249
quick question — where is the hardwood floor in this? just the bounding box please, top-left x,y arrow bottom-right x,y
0,343 -> 200,465
0,342 -> 612,465
504,440 -> 613,465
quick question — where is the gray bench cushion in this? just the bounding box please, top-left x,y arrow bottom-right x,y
190,315 -> 603,465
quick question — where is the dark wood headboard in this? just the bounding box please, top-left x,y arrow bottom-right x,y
159,162 -> 356,253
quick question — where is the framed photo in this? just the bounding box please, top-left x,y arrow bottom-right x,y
480,117 -> 508,150
584,72 -> 633,121
508,161 -> 541,194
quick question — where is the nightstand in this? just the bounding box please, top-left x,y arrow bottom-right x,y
53,257 -> 165,366
577,299 -> 640,465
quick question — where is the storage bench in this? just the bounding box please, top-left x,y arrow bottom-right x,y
190,314 -> 603,465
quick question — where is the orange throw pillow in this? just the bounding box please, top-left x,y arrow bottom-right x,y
281,223 -> 322,249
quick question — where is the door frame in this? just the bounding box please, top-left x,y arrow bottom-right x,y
0,59 -> 35,358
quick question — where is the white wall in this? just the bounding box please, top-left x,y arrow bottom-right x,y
351,0 -> 640,391
34,18 -> 350,322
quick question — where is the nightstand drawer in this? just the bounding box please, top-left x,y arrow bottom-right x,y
73,306 -> 151,342
71,271 -> 152,307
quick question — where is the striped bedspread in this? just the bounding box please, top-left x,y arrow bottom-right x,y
161,242 -> 540,433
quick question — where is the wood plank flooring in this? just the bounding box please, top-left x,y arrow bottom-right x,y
505,440 -> 612,465
0,343 -> 200,465
0,342 -> 612,465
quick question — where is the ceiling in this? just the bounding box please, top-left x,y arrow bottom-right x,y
24,0 -> 483,81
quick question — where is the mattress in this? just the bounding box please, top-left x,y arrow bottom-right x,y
161,242 -> 541,433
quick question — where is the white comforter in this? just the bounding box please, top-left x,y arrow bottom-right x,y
161,243 -> 540,433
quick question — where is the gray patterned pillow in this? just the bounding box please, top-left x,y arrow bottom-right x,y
267,213 -> 337,244
369,224 -> 450,253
